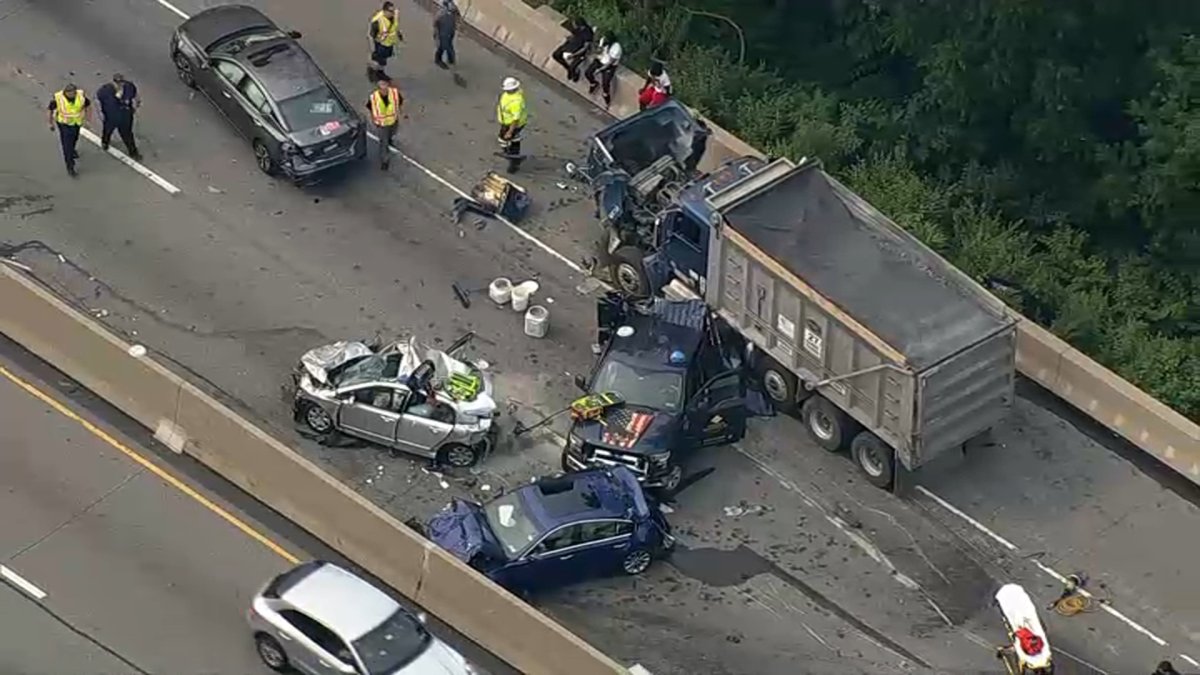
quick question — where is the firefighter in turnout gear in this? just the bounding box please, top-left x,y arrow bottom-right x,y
496,77 -> 527,174
367,2 -> 402,80
366,75 -> 403,170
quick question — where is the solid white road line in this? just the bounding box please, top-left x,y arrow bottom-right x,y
1,564 -> 48,600
151,0 -> 189,20
78,128 -> 181,195
913,485 -> 1018,552
1179,654 -> 1200,668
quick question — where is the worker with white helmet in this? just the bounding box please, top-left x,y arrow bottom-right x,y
496,76 -> 528,173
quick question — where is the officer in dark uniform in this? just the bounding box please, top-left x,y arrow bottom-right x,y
96,73 -> 142,160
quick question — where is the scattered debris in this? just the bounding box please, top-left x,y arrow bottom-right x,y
723,502 -> 770,518
480,484 -> 492,492
451,282 -> 471,308
440,480 -> 450,489
659,503 -> 674,514
127,344 -> 147,358
57,253 -> 66,263
206,185 -> 224,194
555,182 -> 568,190
92,308 -> 109,318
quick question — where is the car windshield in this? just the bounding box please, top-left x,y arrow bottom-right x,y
592,358 -> 684,412
351,609 -> 431,674
334,353 -> 401,387
483,492 -> 542,557
277,86 -> 347,131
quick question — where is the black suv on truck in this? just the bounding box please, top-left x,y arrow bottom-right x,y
562,296 -> 763,493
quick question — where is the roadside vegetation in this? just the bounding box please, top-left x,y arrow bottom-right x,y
544,0 -> 1200,420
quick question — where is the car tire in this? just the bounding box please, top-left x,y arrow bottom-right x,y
254,633 -> 290,672
611,247 -> 648,297
173,52 -> 196,89
661,464 -> 683,494
254,140 -> 278,176
440,443 -> 480,469
300,402 -> 334,436
801,396 -> 853,452
621,548 -> 653,576
851,431 -> 895,489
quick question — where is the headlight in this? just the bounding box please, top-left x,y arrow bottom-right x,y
648,452 -> 671,467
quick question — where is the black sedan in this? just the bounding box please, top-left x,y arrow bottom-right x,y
170,5 -> 366,182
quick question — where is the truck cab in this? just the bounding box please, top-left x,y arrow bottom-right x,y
561,297 -> 752,494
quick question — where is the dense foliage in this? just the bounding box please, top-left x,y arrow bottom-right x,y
545,0 -> 1200,420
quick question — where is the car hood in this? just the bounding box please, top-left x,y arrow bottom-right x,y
573,406 -> 679,455
397,638 -> 472,675
299,340 -> 374,386
426,499 -> 502,565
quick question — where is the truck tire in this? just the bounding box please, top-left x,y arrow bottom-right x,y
801,396 -> 852,452
851,431 -> 895,489
612,247 -> 649,297
755,356 -> 802,416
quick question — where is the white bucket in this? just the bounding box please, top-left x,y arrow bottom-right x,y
488,277 -> 513,305
510,280 -> 540,313
524,305 -> 549,338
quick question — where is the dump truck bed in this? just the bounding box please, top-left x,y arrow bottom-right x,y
705,159 -> 1016,468
720,161 -> 1008,370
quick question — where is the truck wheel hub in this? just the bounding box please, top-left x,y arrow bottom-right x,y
763,370 -> 789,402
811,412 -> 834,440
859,445 -> 884,476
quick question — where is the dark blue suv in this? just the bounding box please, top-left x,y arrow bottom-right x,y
426,467 -> 674,592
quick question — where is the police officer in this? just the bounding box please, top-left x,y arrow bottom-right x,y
367,2 -> 402,81
366,74 -> 403,170
496,77 -> 527,174
96,73 -> 141,160
46,83 -> 92,177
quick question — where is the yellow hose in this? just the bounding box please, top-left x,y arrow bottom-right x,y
1051,592 -> 1095,616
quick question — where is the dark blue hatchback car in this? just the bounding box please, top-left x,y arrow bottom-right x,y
426,467 -> 674,592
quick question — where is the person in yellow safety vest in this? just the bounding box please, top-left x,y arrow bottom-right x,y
365,74 -> 403,171
46,82 -> 93,177
367,1 -> 402,80
496,77 -> 527,173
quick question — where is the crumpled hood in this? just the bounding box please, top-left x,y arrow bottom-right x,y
574,406 -> 679,455
401,638 -> 472,675
426,499 -> 497,564
299,340 -> 373,385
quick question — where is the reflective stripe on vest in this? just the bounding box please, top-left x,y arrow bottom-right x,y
54,91 -> 85,126
370,88 -> 400,126
372,11 -> 399,47
496,91 -> 527,127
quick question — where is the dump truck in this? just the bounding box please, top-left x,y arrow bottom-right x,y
568,107 -> 1018,488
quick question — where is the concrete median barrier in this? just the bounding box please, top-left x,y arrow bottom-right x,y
462,0 -> 1200,486
0,263 -> 631,675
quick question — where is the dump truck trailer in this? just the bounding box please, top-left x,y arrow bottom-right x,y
699,157 -> 1018,487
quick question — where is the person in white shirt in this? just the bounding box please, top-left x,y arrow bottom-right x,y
585,33 -> 622,107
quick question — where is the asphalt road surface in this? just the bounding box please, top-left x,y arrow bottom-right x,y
1,0 -> 1197,673
0,339 -> 506,675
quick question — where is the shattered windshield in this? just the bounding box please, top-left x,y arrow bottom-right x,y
483,492 -> 542,557
351,609 -> 430,674
592,358 -> 684,412
599,105 -> 695,176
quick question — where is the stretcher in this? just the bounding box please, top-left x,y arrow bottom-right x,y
995,583 -> 1054,674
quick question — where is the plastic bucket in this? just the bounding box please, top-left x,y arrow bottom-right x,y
524,305 -> 549,338
488,277 -> 513,305
511,280 -> 539,312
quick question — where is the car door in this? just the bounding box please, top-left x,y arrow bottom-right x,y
685,370 -> 748,447
393,393 -> 455,457
336,385 -> 402,446
574,520 -> 637,576
502,524 -> 589,591
277,610 -> 358,675
236,74 -> 282,143
207,58 -> 254,138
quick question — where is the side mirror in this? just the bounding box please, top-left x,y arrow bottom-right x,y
197,58 -> 210,70
416,612 -> 428,624
573,374 -> 588,392
287,30 -> 303,39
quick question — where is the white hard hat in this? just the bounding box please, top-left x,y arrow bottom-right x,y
502,77 -> 520,92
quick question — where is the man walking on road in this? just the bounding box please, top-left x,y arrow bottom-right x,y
496,76 -> 527,174
96,73 -> 141,161
46,82 -> 92,177
433,0 -> 459,69
366,74 -> 403,171
368,2 -> 402,81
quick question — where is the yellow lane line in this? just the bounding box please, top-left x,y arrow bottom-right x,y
0,364 -> 300,564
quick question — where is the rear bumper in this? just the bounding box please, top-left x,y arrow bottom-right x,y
282,133 -> 367,180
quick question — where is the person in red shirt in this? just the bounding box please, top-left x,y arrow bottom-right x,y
638,62 -> 672,111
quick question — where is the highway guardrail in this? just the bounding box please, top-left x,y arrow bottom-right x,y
458,0 -> 1200,484
0,263 -> 632,675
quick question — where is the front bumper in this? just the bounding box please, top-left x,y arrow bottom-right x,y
562,445 -> 675,488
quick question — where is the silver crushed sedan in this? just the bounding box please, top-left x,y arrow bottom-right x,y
292,335 -> 498,468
